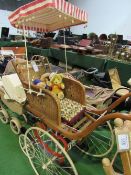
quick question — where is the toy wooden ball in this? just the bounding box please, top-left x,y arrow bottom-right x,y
114,118 -> 123,127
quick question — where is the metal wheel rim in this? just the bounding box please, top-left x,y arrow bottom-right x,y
76,121 -> 115,157
24,127 -> 78,175
19,134 -> 35,158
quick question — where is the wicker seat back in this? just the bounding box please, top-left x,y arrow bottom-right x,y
63,77 -> 86,105
12,56 -> 51,83
23,82 -> 61,126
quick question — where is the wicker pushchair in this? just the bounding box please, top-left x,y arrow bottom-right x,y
0,55 -> 131,175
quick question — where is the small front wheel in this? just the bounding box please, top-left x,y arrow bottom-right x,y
0,107 -> 9,124
10,117 -> 21,135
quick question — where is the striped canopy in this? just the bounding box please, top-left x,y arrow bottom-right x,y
8,0 -> 87,32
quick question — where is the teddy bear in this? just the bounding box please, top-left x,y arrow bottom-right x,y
49,73 -> 65,100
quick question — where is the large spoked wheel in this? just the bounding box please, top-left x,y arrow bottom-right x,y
0,106 -> 9,124
76,121 -> 114,157
24,127 -> 78,175
19,134 -> 35,158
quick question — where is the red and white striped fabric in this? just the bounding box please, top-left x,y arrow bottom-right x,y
8,0 -> 87,32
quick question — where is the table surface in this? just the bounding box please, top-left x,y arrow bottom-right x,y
27,46 -> 131,86
0,41 -> 130,86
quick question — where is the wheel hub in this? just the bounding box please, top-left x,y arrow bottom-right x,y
42,158 -> 54,170
42,164 -> 47,170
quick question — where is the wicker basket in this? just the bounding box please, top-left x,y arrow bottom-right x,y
12,57 -> 87,126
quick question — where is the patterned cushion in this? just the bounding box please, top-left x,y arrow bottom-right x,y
60,98 -> 83,121
60,98 -> 96,125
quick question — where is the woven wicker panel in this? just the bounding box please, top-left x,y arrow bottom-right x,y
17,64 -> 45,83
85,86 -> 114,106
24,82 -> 61,125
12,56 -> 50,83
63,77 -> 86,105
31,55 -> 51,73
